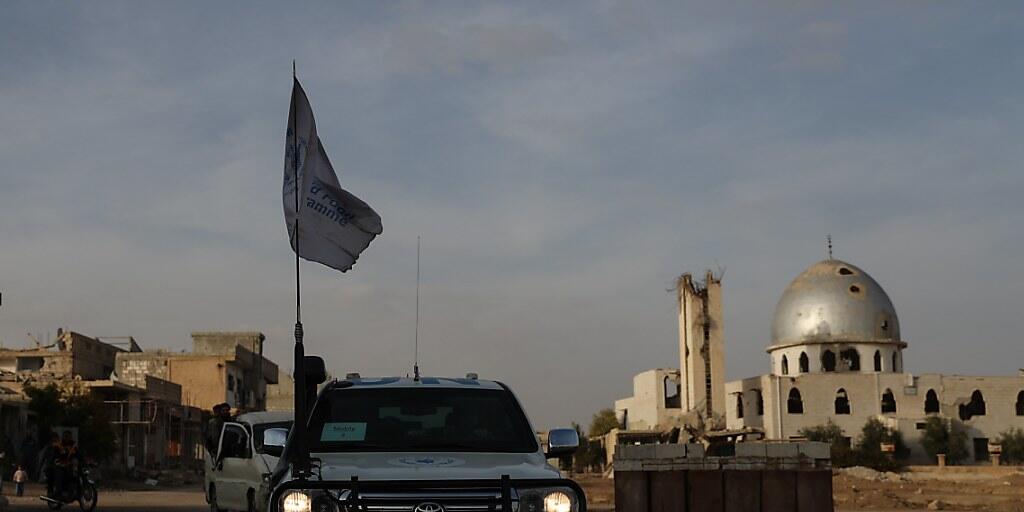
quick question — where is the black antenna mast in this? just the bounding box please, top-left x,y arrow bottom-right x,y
413,236 -> 421,381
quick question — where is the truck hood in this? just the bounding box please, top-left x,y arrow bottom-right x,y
309,452 -> 560,481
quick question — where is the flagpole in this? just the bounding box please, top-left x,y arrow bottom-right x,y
291,60 -> 310,479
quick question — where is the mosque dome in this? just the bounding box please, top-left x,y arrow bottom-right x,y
770,259 -> 901,348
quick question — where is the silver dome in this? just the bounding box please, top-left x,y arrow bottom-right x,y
770,259 -> 901,348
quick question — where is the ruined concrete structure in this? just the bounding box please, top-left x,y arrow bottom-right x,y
115,331 -> 278,411
0,328 -> 282,472
0,329 -> 202,471
0,330 -> 136,380
615,271 -> 726,431
677,272 -> 726,419
615,258 -> 1024,464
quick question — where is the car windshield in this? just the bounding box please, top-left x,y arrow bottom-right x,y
308,387 -> 538,453
253,421 -> 293,454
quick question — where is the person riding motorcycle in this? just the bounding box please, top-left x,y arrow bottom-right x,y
40,433 -> 61,498
51,431 -> 82,499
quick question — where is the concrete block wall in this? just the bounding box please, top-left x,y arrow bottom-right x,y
614,442 -> 833,512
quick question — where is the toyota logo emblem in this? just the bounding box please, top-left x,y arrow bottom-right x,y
413,503 -> 445,512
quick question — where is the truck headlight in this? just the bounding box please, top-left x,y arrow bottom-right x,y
518,487 -> 578,512
282,491 -> 311,512
543,492 -> 573,512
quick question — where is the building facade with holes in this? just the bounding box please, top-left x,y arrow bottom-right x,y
725,259 -> 1024,464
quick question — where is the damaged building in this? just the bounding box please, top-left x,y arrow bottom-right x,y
115,331 -> 278,411
0,329 -> 203,471
615,258 -> 1024,464
0,329 -> 281,472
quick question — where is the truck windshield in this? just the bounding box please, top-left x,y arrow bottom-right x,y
308,387 -> 539,453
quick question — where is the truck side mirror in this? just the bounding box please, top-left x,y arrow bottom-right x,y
302,355 -> 327,423
304,356 -> 327,386
546,428 -> 580,457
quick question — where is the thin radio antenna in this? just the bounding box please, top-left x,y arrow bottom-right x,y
413,236 -> 421,381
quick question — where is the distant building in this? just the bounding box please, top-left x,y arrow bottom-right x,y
266,368 -> 295,412
614,258 -> 1024,465
0,329 -> 201,471
727,258 -> 1024,464
115,331 -> 279,412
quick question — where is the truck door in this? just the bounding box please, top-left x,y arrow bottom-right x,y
216,422 -> 252,510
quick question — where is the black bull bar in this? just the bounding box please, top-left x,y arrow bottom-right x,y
269,476 -> 587,512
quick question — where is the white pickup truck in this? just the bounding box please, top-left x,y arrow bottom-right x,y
265,374 -> 585,512
207,411 -> 294,512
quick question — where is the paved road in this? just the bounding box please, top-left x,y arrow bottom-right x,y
5,483 -> 207,512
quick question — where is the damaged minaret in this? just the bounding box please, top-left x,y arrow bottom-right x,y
677,271 -> 726,423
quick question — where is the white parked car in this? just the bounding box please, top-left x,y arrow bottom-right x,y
266,374 -> 585,512
207,411 -> 294,512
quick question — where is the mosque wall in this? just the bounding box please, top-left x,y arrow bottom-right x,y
771,342 -> 903,376
727,372 -> 1024,464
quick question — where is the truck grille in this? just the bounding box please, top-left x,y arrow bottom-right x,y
337,489 -> 519,512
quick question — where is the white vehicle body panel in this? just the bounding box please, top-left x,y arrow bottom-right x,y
207,412 -> 293,512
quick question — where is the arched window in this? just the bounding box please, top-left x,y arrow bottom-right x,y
881,388 -> 897,413
753,389 -> 764,416
736,394 -> 744,419
781,355 -> 789,375
835,388 -> 851,415
1017,391 -> 1024,416
925,389 -> 940,414
664,376 -> 680,408
892,352 -> 899,372
873,350 -> 882,372
799,352 -> 809,373
822,350 -> 836,372
787,388 -> 803,414
959,390 -> 986,420
840,348 -> 860,371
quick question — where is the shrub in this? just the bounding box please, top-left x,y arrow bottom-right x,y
920,417 -> 969,465
997,427 -> 1024,464
799,421 -> 855,467
799,418 -> 906,471
588,408 -> 619,437
854,418 -> 906,472
24,382 -> 117,462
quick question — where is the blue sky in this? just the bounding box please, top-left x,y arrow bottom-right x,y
1,2 -> 1023,428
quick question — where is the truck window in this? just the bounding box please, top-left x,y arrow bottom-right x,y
308,388 -> 538,453
220,424 -> 251,459
253,421 -> 293,454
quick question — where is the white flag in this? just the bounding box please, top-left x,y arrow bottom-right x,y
284,79 -> 382,272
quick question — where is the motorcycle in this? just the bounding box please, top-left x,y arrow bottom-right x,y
40,467 -> 98,511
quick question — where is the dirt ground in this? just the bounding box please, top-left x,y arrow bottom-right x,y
3,482 -> 207,511
5,468 -> 1022,512
833,466 -> 1024,512
575,466 -> 1024,512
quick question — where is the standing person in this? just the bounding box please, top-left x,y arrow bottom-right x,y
13,465 -> 27,497
205,403 -> 231,455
